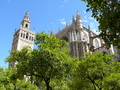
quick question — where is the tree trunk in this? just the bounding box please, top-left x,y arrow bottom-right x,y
46,80 -> 50,90
45,78 -> 52,90
14,84 -> 16,90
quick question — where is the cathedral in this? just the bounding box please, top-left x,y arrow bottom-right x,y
56,11 -> 120,61
9,11 -> 120,67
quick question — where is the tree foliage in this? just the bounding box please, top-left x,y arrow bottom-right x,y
6,32 -> 77,90
82,0 -> 120,48
0,67 -> 39,90
6,32 -> 120,90
69,53 -> 120,90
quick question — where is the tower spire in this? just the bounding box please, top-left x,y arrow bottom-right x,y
72,16 -> 75,23
76,10 -> 81,19
77,10 -> 80,16
23,11 -> 30,22
21,11 -> 31,30
76,10 -> 83,28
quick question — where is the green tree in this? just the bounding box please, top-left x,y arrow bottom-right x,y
82,0 -> 120,48
7,32 -> 77,90
0,67 -> 39,90
69,53 -> 120,90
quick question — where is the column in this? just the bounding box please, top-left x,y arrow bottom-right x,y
74,30 -> 77,41
69,32 -> 71,42
79,31 -> 81,41
72,31 -> 74,41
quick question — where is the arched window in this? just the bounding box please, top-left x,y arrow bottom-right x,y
29,36 -> 31,40
26,33 -> 29,39
23,34 -> 25,38
21,33 -> 23,37
32,37 -> 33,41
25,24 -> 28,28
95,39 -> 99,48
62,37 -> 68,42
82,32 -> 88,42
17,33 -> 19,37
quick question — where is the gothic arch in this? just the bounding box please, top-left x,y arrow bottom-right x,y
62,37 -> 68,42
25,24 -> 28,28
94,39 -> 99,49
82,32 -> 88,42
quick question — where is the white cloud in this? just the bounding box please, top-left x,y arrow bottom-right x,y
84,16 -> 87,19
88,17 -> 94,20
83,19 -> 88,22
89,22 -> 99,34
90,22 -> 95,25
64,0 -> 68,3
84,16 -> 94,20
59,18 -> 66,25
84,11 -> 87,14
89,22 -> 94,28
83,15 -> 99,34
88,17 -> 98,23
60,0 -> 68,8
84,16 -> 99,24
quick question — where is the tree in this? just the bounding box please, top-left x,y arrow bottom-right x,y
69,53 -> 120,90
82,0 -> 120,48
0,67 -> 39,90
6,32 -> 77,90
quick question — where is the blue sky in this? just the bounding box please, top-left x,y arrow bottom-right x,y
0,0 -> 99,68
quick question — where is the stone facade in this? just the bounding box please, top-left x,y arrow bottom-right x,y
9,11 -> 120,68
9,11 -> 34,67
56,11 -> 120,61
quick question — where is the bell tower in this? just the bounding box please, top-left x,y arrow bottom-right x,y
9,11 -> 35,67
21,11 -> 30,30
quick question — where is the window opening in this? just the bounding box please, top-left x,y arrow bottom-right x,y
25,24 -> 28,28
83,32 -> 88,42
62,37 -> 68,42
95,39 -> 99,48
23,34 -> 25,38
26,33 -> 29,39
32,37 -> 33,41
21,33 -> 23,37
29,36 -> 31,40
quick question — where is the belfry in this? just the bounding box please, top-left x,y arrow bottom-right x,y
9,11 -> 35,67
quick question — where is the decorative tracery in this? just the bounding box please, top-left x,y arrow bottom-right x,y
82,32 -> 88,42
95,39 -> 99,48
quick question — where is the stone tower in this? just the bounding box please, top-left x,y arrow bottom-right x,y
9,11 -> 34,67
